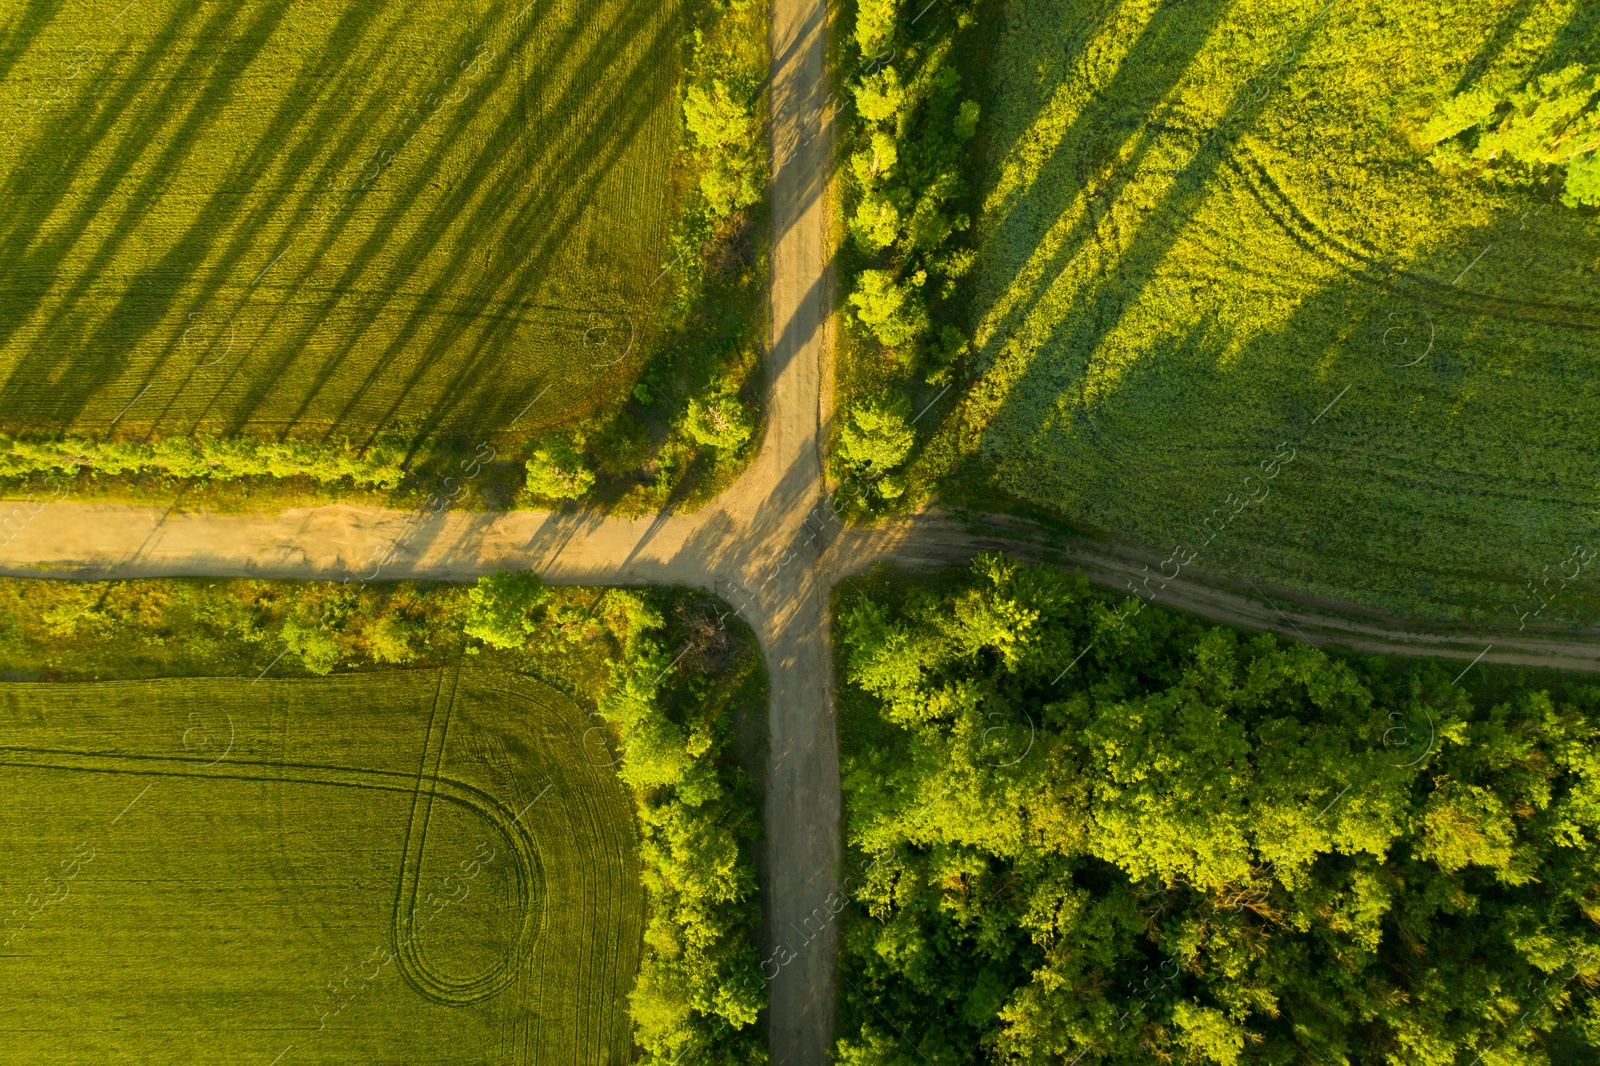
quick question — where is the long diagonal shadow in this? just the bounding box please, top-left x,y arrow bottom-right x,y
0,0 -> 687,452
30,4 -> 413,437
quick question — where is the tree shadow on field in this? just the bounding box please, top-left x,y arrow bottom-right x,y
972,0 -> 1229,364
0,0 -> 56,90
9,1 -> 410,437
0,0 -> 681,456
122,8 -> 453,437
0,0 -> 332,431
961,0 -> 1347,463
1456,1 -> 1600,95
974,0 -> 1122,206
1536,1 -> 1600,78
0,0 -> 219,360
1452,0 -> 1540,94
181,0 -> 677,452
279,0 -> 680,451
953,29 -> 1600,628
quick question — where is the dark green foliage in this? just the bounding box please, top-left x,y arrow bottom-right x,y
593,412 -> 654,478
834,556 -> 1600,1066
595,593 -> 768,1066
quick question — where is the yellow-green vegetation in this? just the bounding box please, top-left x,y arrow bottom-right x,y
829,0 -> 984,508
833,556 -> 1600,1066
839,0 -> 1600,626
0,666 -> 641,1065
596,594 -> 769,1066
0,0 -> 767,511
0,575 -> 766,1065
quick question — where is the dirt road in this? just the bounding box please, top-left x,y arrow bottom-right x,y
825,512 -> 1600,675
0,0 -> 845,1059
4,1 -> 1600,1062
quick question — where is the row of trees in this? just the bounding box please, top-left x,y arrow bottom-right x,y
829,0 -> 983,509
521,382 -> 754,503
595,594 -> 769,1066
842,0 -> 980,378
0,432 -> 408,489
835,555 -> 1600,1065
520,0 -> 766,508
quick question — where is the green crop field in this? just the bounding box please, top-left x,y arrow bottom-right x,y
0,665 -> 643,1065
0,0 -> 682,445
936,0 -> 1600,625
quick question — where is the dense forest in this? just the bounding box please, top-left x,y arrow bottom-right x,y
834,556 -> 1599,1065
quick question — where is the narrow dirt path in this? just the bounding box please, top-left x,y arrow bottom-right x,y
824,512 -> 1600,675
0,0 -> 844,1060
5,4 -> 1600,1065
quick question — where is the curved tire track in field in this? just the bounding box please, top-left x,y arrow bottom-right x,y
0,741 -> 545,1006
391,665 -> 543,1007
6,7 -> 1600,1066
1228,147 -> 1600,331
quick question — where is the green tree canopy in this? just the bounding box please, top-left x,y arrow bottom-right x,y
837,391 -> 916,476
683,77 -> 762,218
524,439 -> 595,500
848,269 -> 930,349
835,555 -> 1600,1066
684,387 -> 755,454
463,570 -> 547,650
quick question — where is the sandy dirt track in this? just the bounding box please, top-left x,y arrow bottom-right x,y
0,0 -> 844,1059
5,0 -> 1600,1060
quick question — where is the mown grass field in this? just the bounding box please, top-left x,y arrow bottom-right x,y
922,0 -> 1600,626
0,665 -> 643,1065
0,0 -> 681,445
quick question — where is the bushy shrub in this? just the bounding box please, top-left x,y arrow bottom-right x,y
463,570 -> 547,650
850,194 -> 902,250
683,387 -> 755,453
953,99 -> 979,141
282,619 -> 341,675
853,66 -> 906,124
366,611 -> 422,663
1564,150 -> 1600,205
837,391 -> 915,473
853,0 -> 898,53
524,439 -> 594,500
593,412 -> 653,477
848,269 -> 929,348
1424,63 -> 1600,200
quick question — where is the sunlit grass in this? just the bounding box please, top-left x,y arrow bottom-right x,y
950,0 -> 1600,625
0,0 -> 681,445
